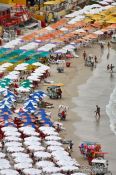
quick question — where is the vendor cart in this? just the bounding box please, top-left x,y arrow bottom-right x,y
91,158 -> 112,175
56,60 -> 65,73
47,86 -> 62,99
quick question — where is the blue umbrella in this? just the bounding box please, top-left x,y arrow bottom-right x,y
0,114 -> 11,120
3,90 -> 16,98
24,102 -> 37,113
0,105 -> 12,114
4,122 -> 16,127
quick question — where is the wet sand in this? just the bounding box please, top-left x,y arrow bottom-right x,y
45,43 -> 116,174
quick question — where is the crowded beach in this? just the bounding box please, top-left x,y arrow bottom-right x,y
0,0 -> 116,175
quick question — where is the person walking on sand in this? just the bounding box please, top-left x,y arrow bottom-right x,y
95,105 -> 101,120
94,56 -> 98,63
110,64 -> 115,73
107,42 -> 111,50
107,64 -> 110,71
83,50 -> 87,61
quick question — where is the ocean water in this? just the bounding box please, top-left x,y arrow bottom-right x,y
72,47 -> 116,174
73,48 -> 116,137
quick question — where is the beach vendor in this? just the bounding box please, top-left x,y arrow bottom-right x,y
83,50 -> 87,60
56,87 -> 62,99
95,105 -> 101,120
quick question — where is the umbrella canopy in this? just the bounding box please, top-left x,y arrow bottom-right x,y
12,153 -> 29,159
0,152 -> 5,158
0,159 -> 11,170
34,151 -> 51,159
14,163 -> 32,170
4,136 -> 22,142
35,160 -> 55,168
0,169 -> 19,175
42,167 -> 61,173
22,168 -> 42,175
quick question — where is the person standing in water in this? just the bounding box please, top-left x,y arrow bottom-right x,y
95,105 -> 101,120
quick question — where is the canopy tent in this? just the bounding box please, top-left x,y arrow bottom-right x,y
37,44 -> 56,52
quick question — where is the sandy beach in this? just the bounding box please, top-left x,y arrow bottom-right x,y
45,42 -> 116,174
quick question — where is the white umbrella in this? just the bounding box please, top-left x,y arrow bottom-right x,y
14,157 -> 33,164
0,153 -> 5,158
1,127 -> 18,132
23,168 -> 42,175
4,137 -> 22,142
5,142 -> 22,147
0,159 -> 11,170
0,169 -> 19,175
14,163 -> 32,170
52,174 -> 64,175
34,151 -> 51,159
42,167 -> 61,173
22,130 -> 39,136
94,30 -> 104,35
43,130 -> 59,136
27,145 -> 45,152
45,141 -> 62,146
56,160 -> 80,167
51,150 -> 69,157
39,126 -> 55,132
19,126 -> 35,132
7,146 -> 25,153
60,166 -> 79,172
4,131 -> 21,137
17,87 -> 30,92
72,173 -> 87,175
24,136 -> 41,142
11,153 -> 29,159
47,146 -> 65,152
35,160 -> 55,168
24,140 -> 41,146
45,136 -> 61,141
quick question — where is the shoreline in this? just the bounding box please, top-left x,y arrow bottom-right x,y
46,42 -> 116,174
47,42 -> 104,165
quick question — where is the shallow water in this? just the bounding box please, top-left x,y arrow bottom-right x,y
72,48 -> 116,174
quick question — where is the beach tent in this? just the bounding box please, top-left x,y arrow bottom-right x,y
37,44 -> 56,52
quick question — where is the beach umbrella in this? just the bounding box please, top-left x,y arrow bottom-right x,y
22,168 -> 42,175
5,142 -> 22,147
1,126 -> 18,132
3,90 -> 16,98
0,169 -> 19,175
45,135 -> 61,141
60,166 -> 79,172
24,102 -> 37,113
52,174 -> 64,175
45,141 -> 62,146
0,152 -> 5,158
0,105 -> 12,114
7,146 -> 25,153
27,145 -> 45,152
47,146 -> 65,152
14,163 -> 32,170
4,131 -> 21,137
24,140 -> 41,147
35,160 -> 55,168
0,159 -> 11,170
11,153 -> 29,159
4,136 -> 22,142
42,167 -> 61,174
14,157 -> 33,164
24,136 -> 41,142
34,151 -> 51,160
72,173 -> 87,175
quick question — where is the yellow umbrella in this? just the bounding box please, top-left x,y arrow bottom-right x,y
106,19 -> 116,24
84,18 -> 93,23
44,83 -> 64,86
